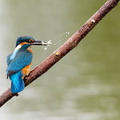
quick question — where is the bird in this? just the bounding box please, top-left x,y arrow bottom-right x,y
6,36 -> 48,93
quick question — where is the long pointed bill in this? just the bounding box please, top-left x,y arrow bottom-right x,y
31,40 -> 48,46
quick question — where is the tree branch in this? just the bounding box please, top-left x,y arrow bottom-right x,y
0,0 -> 119,107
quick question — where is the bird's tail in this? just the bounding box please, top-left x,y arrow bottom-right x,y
9,71 -> 25,93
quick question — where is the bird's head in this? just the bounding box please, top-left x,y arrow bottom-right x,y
9,36 -> 49,60
16,36 -> 48,48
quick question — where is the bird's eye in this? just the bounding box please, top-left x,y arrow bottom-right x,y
29,39 -> 35,43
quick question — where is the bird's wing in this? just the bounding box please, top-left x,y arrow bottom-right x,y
6,50 -> 32,76
6,53 -> 12,66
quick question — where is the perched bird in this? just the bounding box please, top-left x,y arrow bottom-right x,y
6,36 -> 48,93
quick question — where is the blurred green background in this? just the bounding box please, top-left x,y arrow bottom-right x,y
0,0 -> 120,120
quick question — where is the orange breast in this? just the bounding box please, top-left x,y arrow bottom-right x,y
22,63 -> 31,78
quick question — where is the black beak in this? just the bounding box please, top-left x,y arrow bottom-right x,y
31,40 -> 48,46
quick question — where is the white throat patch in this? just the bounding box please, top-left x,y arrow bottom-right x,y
10,45 -> 22,60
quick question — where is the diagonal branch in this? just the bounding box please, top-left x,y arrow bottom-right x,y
0,0 -> 119,107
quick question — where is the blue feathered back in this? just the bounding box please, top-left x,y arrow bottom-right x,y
6,47 -> 32,93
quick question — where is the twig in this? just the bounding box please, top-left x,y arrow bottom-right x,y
0,0 -> 119,107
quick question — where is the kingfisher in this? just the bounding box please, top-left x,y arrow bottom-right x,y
6,36 -> 48,93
